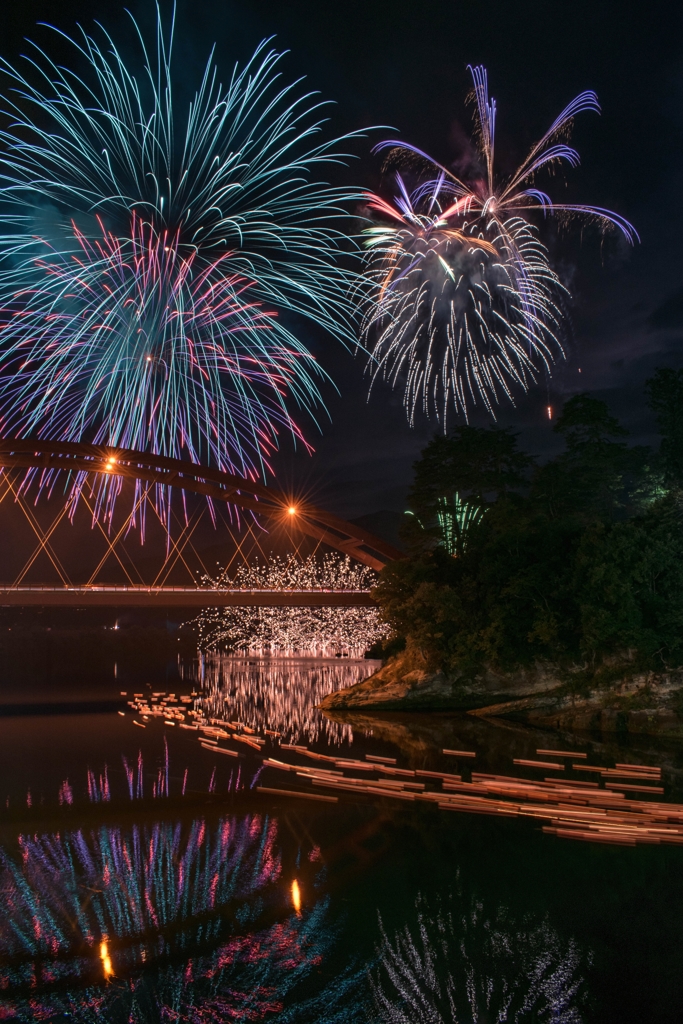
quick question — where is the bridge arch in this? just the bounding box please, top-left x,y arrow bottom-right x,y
0,439 -> 403,572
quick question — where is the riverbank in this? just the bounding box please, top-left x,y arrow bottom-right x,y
318,650 -> 683,736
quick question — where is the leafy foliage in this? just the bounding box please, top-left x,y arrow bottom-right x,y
409,425 -> 533,511
375,387 -> 683,674
646,368 -> 683,485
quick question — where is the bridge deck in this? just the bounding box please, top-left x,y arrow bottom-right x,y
0,586 -> 375,608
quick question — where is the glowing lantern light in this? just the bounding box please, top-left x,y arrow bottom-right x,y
291,879 -> 301,914
99,938 -> 114,978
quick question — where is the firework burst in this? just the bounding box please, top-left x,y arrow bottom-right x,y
0,9 -> 363,525
362,65 -> 638,423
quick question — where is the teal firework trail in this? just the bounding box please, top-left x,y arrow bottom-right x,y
0,10 -> 364,525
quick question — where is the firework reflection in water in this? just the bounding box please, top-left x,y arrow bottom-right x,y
185,655 -> 379,745
371,887 -> 590,1024
0,814 -> 341,1022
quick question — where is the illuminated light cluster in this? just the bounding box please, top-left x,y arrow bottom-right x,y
362,65 -> 637,424
435,493 -> 483,557
99,939 -> 114,980
0,12 -> 365,528
194,553 -> 391,658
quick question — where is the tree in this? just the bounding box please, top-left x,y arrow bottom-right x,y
409,427 -> 533,515
574,494 -> 683,664
532,394 -> 651,522
646,368 -> 683,485
405,427 -> 533,553
376,394 -> 683,676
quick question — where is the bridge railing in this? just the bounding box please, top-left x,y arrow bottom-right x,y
0,584 -> 376,607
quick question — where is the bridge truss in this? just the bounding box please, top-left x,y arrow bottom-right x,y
0,440 -> 402,605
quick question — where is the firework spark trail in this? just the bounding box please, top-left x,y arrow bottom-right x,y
0,816 -> 338,1021
361,65 -> 638,424
372,889 -> 590,1024
0,815 -> 362,1024
0,9 -> 367,530
189,552 -> 388,745
194,552 -> 390,658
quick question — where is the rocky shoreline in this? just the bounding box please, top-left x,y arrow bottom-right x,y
318,651 -> 683,736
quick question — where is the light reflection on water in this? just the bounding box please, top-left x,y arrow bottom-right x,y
0,808 -> 592,1024
371,887 -> 590,1024
4,657 -> 679,1021
0,814 -> 340,1022
185,654 -> 380,746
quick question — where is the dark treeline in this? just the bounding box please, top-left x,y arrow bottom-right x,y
374,370 -> 683,677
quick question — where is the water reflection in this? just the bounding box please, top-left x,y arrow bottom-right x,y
0,814 -> 335,1022
371,886 -> 590,1024
186,655 -> 380,746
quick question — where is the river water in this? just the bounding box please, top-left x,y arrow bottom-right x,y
1,653 -> 682,1022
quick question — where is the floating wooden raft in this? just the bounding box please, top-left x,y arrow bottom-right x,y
200,742 -> 239,757
258,748 -> 677,847
537,749 -> 588,759
514,759 -> 566,770
123,710 -> 674,848
257,786 -> 338,803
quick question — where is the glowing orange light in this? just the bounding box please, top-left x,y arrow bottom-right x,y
547,406 -> 552,420
291,879 -> 301,914
99,938 -> 114,979
288,506 -> 297,516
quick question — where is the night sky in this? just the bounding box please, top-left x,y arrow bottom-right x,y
4,0 -> 683,521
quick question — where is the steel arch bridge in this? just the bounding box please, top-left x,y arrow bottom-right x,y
0,439 -> 403,607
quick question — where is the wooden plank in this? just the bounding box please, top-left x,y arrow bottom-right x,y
257,786 -> 338,803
